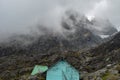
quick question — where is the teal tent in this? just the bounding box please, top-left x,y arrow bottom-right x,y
31,65 -> 48,75
46,60 -> 79,80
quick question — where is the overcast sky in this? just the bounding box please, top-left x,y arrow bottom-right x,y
0,0 -> 120,39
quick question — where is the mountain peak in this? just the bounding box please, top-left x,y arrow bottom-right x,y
91,17 -> 118,35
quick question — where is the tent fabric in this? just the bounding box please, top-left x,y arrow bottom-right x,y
31,65 -> 48,75
46,60 -> 79,80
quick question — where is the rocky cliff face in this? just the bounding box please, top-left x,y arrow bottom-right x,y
62,10 -> 117,36
90,18 -> 118,35
89,32 -> 120,66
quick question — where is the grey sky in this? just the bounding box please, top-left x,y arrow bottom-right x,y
0,0 -> 120,39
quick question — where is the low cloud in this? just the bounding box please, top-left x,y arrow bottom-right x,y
0,0 -> 120,41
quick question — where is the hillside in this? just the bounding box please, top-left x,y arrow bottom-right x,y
1,31 -> 120,79
0,10 -> 119,80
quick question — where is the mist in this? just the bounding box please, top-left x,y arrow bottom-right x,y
0,0 -> 120,41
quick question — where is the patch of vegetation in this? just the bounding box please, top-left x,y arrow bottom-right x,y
115,64 -> 120,73
102,72 -> 119,80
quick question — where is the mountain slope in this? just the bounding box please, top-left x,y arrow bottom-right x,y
1,31 -> 120,79
0,10 -> 119,80
0,11 -> 103,57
